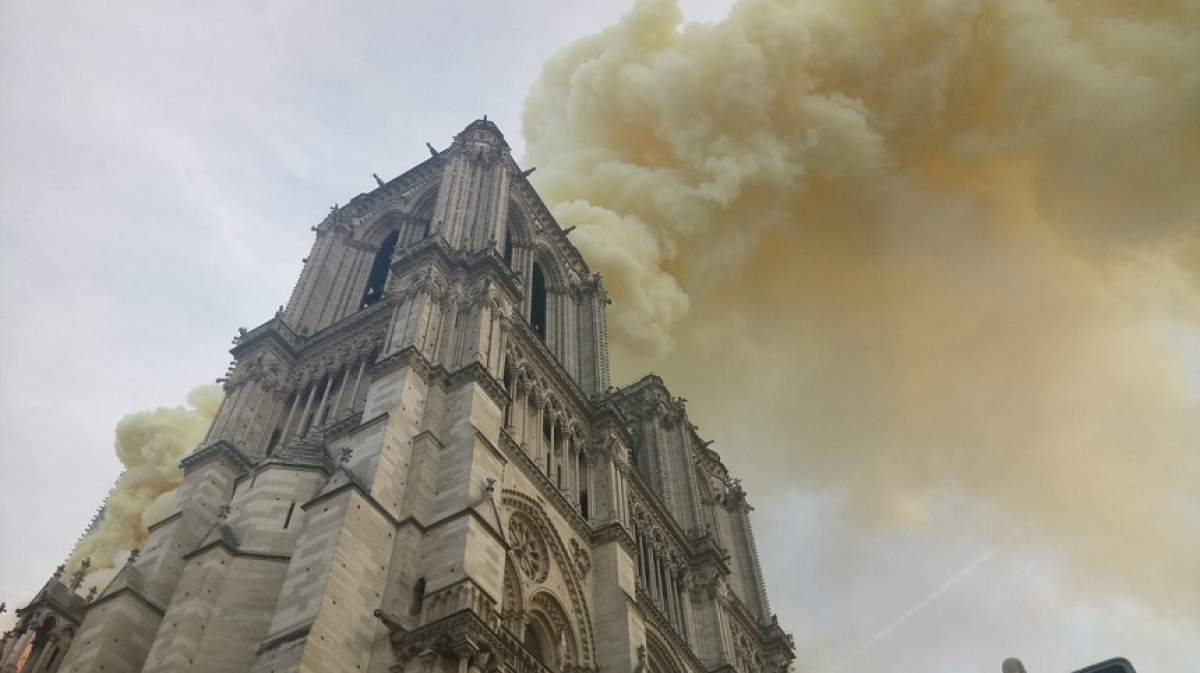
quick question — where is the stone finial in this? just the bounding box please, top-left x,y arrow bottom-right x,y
127,548 -> 141,565
69,558 -> 91,590
52,564 -> 65,580
339,448 -> 353,465
86,586 -> 98,602
0,601 -> 6,614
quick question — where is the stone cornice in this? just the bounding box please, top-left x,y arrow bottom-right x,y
256,624 -> 312,655
180,440 -> 253,475
146,510 -> 182,534
589,520 -> 636,557
301,476 -> 399,527
382,608 -> 565,673
232,294 -> 394,362
182,538 -> 291,564
88,584 -> 165,618
374,347 -> 510,413
389,234 -> 524,304
230,317 -> 301,359
448,361 -> 510,411
334,153 -> 443,223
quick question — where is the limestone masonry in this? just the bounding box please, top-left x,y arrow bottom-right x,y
2,120 -> 794,673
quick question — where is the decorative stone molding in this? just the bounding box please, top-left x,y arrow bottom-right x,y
508,513 -> 550,584
501,490 -> 597,666
569,539 -> 590,580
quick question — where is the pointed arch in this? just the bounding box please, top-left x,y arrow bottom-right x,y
501,556 -> 526,633
360,229 -> 398,307
528,590 -> 579,668
530,261 -> 548,341
501,489 -> 597,667
506,198 -> 534,249
645,628 -> 689,673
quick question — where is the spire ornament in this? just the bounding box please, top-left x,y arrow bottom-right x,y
69,558 -> 91,590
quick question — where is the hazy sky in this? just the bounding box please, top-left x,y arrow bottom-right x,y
1,2 -> 1196,672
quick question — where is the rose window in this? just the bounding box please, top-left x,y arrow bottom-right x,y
509,514 -> 549,583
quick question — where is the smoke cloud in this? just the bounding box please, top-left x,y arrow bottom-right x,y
68,386 -> 222,591
524,0 -> 1200,622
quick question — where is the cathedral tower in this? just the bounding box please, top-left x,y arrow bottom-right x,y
1,120 -> 793,673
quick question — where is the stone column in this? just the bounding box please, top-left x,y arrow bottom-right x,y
315,372 -> 334,426
28,634 -> 59,673
647,548 -> 661,605
347,357 -> 367,414
547,418 -> 556,478
297,380 -> 317,435
680,575 -> 699,645
330,365 -> 350,420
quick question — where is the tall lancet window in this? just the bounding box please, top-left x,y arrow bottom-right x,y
531,262 -> 547,341
361,230 -> 399,308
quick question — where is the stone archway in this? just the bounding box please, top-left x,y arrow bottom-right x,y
501,489 -> 597,668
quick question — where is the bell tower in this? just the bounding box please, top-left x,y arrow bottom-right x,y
2,119 -> 791,673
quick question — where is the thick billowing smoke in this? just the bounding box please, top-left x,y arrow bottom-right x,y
69,386 -> 222,592
524,0 -> 1200,621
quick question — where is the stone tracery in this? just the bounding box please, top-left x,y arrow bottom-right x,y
507,512 -> 550,584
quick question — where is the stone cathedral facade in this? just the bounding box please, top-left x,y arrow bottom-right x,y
1,120 -> 793,673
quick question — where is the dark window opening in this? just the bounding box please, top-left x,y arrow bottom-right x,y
283,502 -> 296,529
542,417 -> 553,471
579,491 -> 589,519
524,626 -> 545,664
503,229 -> 514,268
530,262 -> 547,341
265,429 -> 282,456
502,365 -> 513,426
411,577 -> 426,616
321,402 -> 332,425
557,465 -> 563,489
361,230 -> 400,308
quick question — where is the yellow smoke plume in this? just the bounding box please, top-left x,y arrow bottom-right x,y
68,386 -> 223,591
524,0 -> 1200,620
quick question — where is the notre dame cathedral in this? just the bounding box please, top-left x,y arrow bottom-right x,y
1,120 -> 793,673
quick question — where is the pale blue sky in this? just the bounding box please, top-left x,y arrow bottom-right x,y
0,2 -> 1195,672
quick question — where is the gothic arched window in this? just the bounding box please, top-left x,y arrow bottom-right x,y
502,364 -> 514,427
503,228 -> 514,268
361,230 -> 399,308
530,262 -> 547,341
